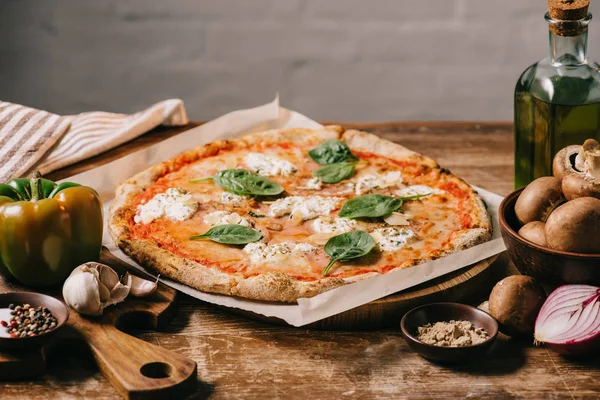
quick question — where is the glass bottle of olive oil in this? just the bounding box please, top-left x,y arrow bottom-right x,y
514,1 -> 600,188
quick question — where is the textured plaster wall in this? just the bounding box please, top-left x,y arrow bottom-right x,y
1,0 -> 600,121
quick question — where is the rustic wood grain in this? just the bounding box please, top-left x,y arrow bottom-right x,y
4,121 -> 599,400
0,250 -> 197,399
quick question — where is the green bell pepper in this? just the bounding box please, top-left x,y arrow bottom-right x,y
0,172 -> 103,287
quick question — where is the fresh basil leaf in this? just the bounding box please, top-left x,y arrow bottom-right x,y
248,211 -> 265,218
308,140 -> 359,165
210,169 -> 284,196
339,194 -> 403,219
323,230 -> 375,275
312,162 -> 358,184
190,224 -> 263,245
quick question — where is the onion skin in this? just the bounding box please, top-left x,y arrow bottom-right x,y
534,285 -> 600,356
545,331 -> 600,356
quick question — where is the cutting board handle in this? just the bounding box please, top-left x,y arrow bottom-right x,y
70,313 -> 197,399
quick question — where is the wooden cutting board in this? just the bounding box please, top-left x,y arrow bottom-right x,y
229,253 -> 504,330
0,249 -> 197,400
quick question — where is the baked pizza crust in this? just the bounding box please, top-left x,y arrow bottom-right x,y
109,126 -> 492,303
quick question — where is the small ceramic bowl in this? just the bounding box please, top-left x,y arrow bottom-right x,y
400,302 -> 498,363
499,188 -> 600,285
0,292 -> 69,350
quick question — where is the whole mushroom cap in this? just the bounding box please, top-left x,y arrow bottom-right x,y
514,177 -> 565,225
488,275 -> 546,337
545,197 -> 600,253
518,221 -> 547,247
562,174 -> 600,201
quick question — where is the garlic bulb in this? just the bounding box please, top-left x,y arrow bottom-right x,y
62,262 -> 131,316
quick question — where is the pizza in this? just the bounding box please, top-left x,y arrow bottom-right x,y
109,126 -> 491,302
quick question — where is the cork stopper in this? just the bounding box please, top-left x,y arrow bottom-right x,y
548,0 -> 590,21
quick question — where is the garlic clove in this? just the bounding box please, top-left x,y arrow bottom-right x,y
97,262 -> 120,291
383,212 -> 410,226
98,281 -> 111,302
107,280 -> 131,307
124,272 -> 159,297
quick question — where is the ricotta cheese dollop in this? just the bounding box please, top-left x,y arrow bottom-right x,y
371,227 -> 416,251
243,242 -> 316,264
299,177 -> 323,190
268,196 -> 343,221
395,185 -> 439,198
312,217 -> 357,234
245,153 -> 297,177
355,171 -> 403,195
220,192 -> 249,207
203,211 -> 251,227
134,188 -> 198,224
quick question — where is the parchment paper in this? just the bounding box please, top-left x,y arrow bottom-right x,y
64,97 -> 506,327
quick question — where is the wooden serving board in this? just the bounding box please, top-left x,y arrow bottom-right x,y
0,249 -> 197,400
230,253 -> 504,330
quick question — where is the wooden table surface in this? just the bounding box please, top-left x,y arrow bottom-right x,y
4,122 -> 600,399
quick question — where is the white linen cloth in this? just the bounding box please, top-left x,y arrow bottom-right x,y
0,99 -> 188,181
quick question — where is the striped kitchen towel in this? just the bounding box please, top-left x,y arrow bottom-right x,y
0,102 -> 72,182
0,99 -> 188,182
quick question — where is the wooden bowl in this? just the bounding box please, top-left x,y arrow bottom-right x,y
400,302 -> 498,363
499,188 -> 600,285
0,292 -> 69,350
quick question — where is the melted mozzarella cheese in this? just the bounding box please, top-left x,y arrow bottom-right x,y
312,217 -> 357,234
134,188 -> 198,224
355,171 -> 403,195
245,153 -> 297,177
268,196 -> 343,221
203,211 -> 251,227
371,227 -> 416,251
243,242 -> 316,264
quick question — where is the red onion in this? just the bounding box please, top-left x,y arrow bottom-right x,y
534,284 -> 600,356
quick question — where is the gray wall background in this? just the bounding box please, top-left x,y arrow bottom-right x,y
1,0 -> 599,121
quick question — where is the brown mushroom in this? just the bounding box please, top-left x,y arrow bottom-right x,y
518,221 -> 547,247
514,176 -> 565,225
488,275 -> 546,337
553,144 -> 584,181
553,139 -> 600,200
545,197 -> 600,253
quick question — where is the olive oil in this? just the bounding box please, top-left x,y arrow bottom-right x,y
514,92 -> 600,189
514,2 -> 600,188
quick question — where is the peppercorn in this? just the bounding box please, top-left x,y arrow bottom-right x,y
2,303 -> 58,338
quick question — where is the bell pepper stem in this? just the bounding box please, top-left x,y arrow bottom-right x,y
30,171 -> 44,201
